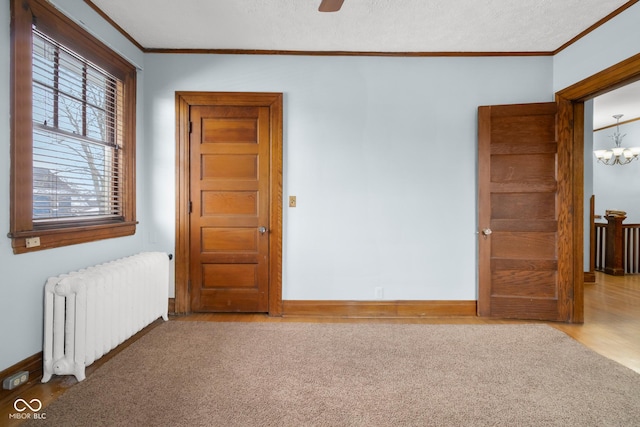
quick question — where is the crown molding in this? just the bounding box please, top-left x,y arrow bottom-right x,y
82,0 -> 638,57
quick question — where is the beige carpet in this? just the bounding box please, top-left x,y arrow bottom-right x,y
29,322 -> 640,426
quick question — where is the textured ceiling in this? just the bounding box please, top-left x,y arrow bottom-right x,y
88,0 -> 630,52
593,81 -> 640,130
84,0 -> 638,126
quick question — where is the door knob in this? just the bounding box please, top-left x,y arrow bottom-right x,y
258,226 -> 268,235
481,228 -> 492,236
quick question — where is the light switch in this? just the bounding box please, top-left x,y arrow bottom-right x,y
289,196 -> 297,207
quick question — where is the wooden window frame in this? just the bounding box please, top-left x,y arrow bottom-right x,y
9,0 -> 137,254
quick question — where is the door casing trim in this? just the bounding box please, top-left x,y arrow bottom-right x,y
556,52 -> 640,323
172,55 -> 640,319
174,92 -> 283,315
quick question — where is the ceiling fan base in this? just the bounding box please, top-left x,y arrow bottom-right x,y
318,0 -> 345,12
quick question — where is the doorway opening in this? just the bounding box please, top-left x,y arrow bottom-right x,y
556,52 -> 640,322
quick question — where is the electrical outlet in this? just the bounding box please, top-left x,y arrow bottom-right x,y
374,287 -> 384,299
2,371 -> 29,390
25,237 -> 40,248
289,196 -> 297,207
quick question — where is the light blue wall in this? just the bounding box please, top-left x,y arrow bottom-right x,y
144,54 -> 553,301
553,2 -> 640,92
593,120 -> 640,223
0,0 -> 147,372
552,1 -> 640,269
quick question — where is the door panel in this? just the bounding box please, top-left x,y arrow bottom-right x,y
202,154 -> 258,179
491,193 -> 555,219
201,228 -> 259,252
190,105 -> 270,312
491,270 -> 557,298
478,102 -> 571,321
202,191 -> 258,216
202,264 -> 257,288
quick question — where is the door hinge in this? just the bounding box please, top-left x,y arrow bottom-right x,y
189,201 -> 192,213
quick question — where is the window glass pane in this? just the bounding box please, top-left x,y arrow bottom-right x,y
58,51 -> 84,100
32,84 -> 55,127
86,69 -> 111,142
32,35 -> 55,87
31,30 -> 122,222
87,68 -> 108,105
86,105 -> 106,141
57,93 -> 83,135
33,129 -> 118,219
10,0 -> 137,252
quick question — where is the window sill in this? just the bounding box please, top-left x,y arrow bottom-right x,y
9,221 -> 137,254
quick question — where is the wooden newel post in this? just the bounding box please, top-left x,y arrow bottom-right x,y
604,213 -> 626,276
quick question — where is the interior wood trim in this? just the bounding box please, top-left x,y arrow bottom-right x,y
85,0 -> 639,58
589,195 -> 596,273
9,0 -> 138,254
0,352 -> 42,405
555,51 -> 640,323
143,49 -> 554,57
594,116 -> 640,132
82,0 -> 145,52
174,92 -> 283,316
0,318 -> 165,416
174,95 -> 190,314
553,0 -> 639,55
584,271 -> 596,284
556,97 -> 575,322
268,97 -> 284,316
168,298 -> 176,315
282,300 -> 477,318
557,52 -> 640,101
476,106 -> 492,317
570,99 -> 585,322
10,222 -> 137,254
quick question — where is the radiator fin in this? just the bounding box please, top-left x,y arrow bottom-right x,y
42,252 -> 169,382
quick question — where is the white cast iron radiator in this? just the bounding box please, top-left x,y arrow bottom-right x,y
42,252 -> 170,383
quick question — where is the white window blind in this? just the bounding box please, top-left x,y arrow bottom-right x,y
32,29 -> 124,222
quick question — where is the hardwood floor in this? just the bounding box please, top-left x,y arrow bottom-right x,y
2,272 -> 638,425
553,272 -> 640,374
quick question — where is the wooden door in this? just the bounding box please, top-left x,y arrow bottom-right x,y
189,105 -> 270,312
478,102 -> 572,321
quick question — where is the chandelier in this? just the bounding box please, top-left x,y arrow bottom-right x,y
594,114 -> 640,165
